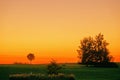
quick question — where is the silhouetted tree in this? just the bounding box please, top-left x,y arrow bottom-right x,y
77,33 -> 112,66
27,53 -> 35,64
47,59 -> 62,74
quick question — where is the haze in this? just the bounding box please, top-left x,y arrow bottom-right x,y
0,0 -> 120,64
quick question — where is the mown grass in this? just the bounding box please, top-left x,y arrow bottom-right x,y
0,63 -> 120,80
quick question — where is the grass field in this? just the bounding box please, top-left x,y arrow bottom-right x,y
0,63 -> 120,80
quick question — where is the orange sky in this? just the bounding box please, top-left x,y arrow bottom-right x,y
0,0 -> 120,64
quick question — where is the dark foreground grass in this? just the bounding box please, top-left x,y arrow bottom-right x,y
0,63 -> 120,80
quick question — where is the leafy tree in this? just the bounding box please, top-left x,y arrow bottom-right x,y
47,59 -> 62,75
27,53 -> 35,64
77,33 -> 112,65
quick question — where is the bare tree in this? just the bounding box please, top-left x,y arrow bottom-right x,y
27,53 -> 35,64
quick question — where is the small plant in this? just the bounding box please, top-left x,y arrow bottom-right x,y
47,59 -> 62,75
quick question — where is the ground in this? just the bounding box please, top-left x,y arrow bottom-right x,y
0,63 -> 120,80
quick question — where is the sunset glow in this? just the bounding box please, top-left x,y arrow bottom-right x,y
0,0 -> 120,64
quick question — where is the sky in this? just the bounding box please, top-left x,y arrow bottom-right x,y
0,0 -> 120,64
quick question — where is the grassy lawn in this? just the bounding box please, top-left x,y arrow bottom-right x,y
0,63 -> 120,80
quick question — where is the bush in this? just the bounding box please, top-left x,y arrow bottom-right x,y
9,73 -> 76,80
93,62 -> 119,68
9,74 -> 41,80
47,60 -> 62,74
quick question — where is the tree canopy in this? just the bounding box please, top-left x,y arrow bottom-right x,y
77,33 -> 112,65
27,53 -> 35,64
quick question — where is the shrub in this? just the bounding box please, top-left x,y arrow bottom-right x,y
93,62 -> 119,68
47,59 -> 62,74
9,74 -> 42,80
9,73 -> 76,80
